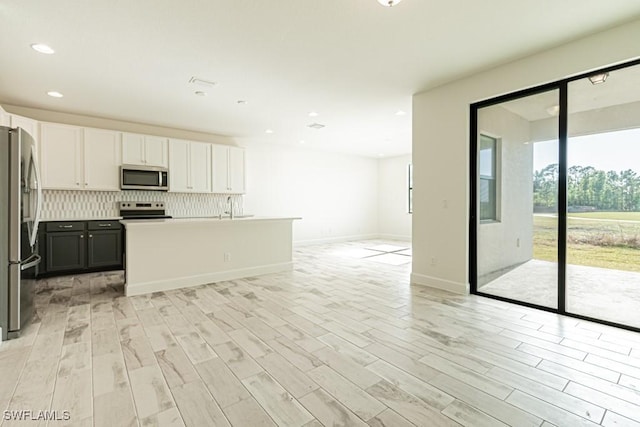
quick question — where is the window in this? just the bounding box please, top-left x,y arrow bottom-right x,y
479,134 -> 497,220
408,163 -> 413,213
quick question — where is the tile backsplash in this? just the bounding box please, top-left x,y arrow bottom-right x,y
41,190 -> 244,220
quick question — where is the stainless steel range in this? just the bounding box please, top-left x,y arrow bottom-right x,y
119,201 -> 172,220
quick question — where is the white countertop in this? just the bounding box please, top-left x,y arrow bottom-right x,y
120,216 -> 301,226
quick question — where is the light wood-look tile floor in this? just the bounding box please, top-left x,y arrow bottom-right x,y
2,239 -> 640,426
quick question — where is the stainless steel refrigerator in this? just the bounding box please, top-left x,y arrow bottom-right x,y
1,126 -> 42,340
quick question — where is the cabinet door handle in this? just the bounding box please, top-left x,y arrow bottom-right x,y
58,225 -> 73,229
98,224 -> 112,227
80,234 -> 84,239
89,234 -> 93,238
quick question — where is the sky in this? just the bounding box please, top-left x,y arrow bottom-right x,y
533,127 -> 640,172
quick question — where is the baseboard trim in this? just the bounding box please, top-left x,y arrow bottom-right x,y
294,234 -> 379,247
125,262 -> 293,296
410,272 -> 469,295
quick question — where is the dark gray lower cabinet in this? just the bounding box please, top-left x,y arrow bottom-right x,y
87,230 -> 122,268
46,231 -> 86,272
39,220 -> 123,277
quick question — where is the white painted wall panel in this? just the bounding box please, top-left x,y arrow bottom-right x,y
378,154 -> 412,241
243,145 -> 379,245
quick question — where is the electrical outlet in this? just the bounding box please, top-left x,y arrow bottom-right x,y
431,257 -> 437,266
224,252 -> 231,262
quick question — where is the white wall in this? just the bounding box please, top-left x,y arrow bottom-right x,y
378,155 -> 412,241
243,144 -> 379,245
412,19 -> 640,294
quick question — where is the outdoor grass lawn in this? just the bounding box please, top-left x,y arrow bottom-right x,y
533,214 -> 640,272
567,211 -> 640,221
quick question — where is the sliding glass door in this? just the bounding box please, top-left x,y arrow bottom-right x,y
566,65 -> 640,329
472,59 -> 640,331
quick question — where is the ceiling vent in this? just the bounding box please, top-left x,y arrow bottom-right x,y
189,77 -> 217,88
307,123 -> 325,130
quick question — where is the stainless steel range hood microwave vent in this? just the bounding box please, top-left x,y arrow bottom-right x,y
120,165 -> 168,191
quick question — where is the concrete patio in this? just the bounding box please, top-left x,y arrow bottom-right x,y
480,259 -> 640,329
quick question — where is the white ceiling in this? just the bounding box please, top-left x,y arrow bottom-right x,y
2,1 -> 640,158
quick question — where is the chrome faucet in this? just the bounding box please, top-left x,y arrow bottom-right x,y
226,196 -> 234,219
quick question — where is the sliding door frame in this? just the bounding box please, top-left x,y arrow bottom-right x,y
469,58 -> 640,333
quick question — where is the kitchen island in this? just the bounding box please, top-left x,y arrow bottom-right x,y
120,217 -> 300,296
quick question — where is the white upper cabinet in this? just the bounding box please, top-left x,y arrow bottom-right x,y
212,145 -> 245,194
144,135 -> 168,167
8,112 -> 242,195
228,147 -> 246,194
121,132 -> 144,164
83,128 -> 121,191
40,122 -> 121,191
122,132 -> 168,167
40,122 -> 84,190
190,142 -> 212,193
169,139 -> 190,192
169,139 -> 211,193
212,145 -> 229,194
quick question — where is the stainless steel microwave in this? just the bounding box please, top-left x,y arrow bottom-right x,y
121,165 -> 169,191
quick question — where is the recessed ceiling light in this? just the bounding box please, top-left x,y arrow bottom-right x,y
299,140 -> 305,144
377,0 -> 403,6
47,91 -> 63,98
31,43 -> 55,54
307,123 -> 325,130
194,91 -> 207,97
237,100 -> 247,104
395,110 -> 406,116
308,111 -> 318,117
265,129 -> 274,134
378,153 -> 384,157
588,73 -> 609,85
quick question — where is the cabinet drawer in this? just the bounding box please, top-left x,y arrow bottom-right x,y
45,221 -> 85,232
87,220 -> 122,231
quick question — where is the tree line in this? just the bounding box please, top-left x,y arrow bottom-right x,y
533,164 -> 640,211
